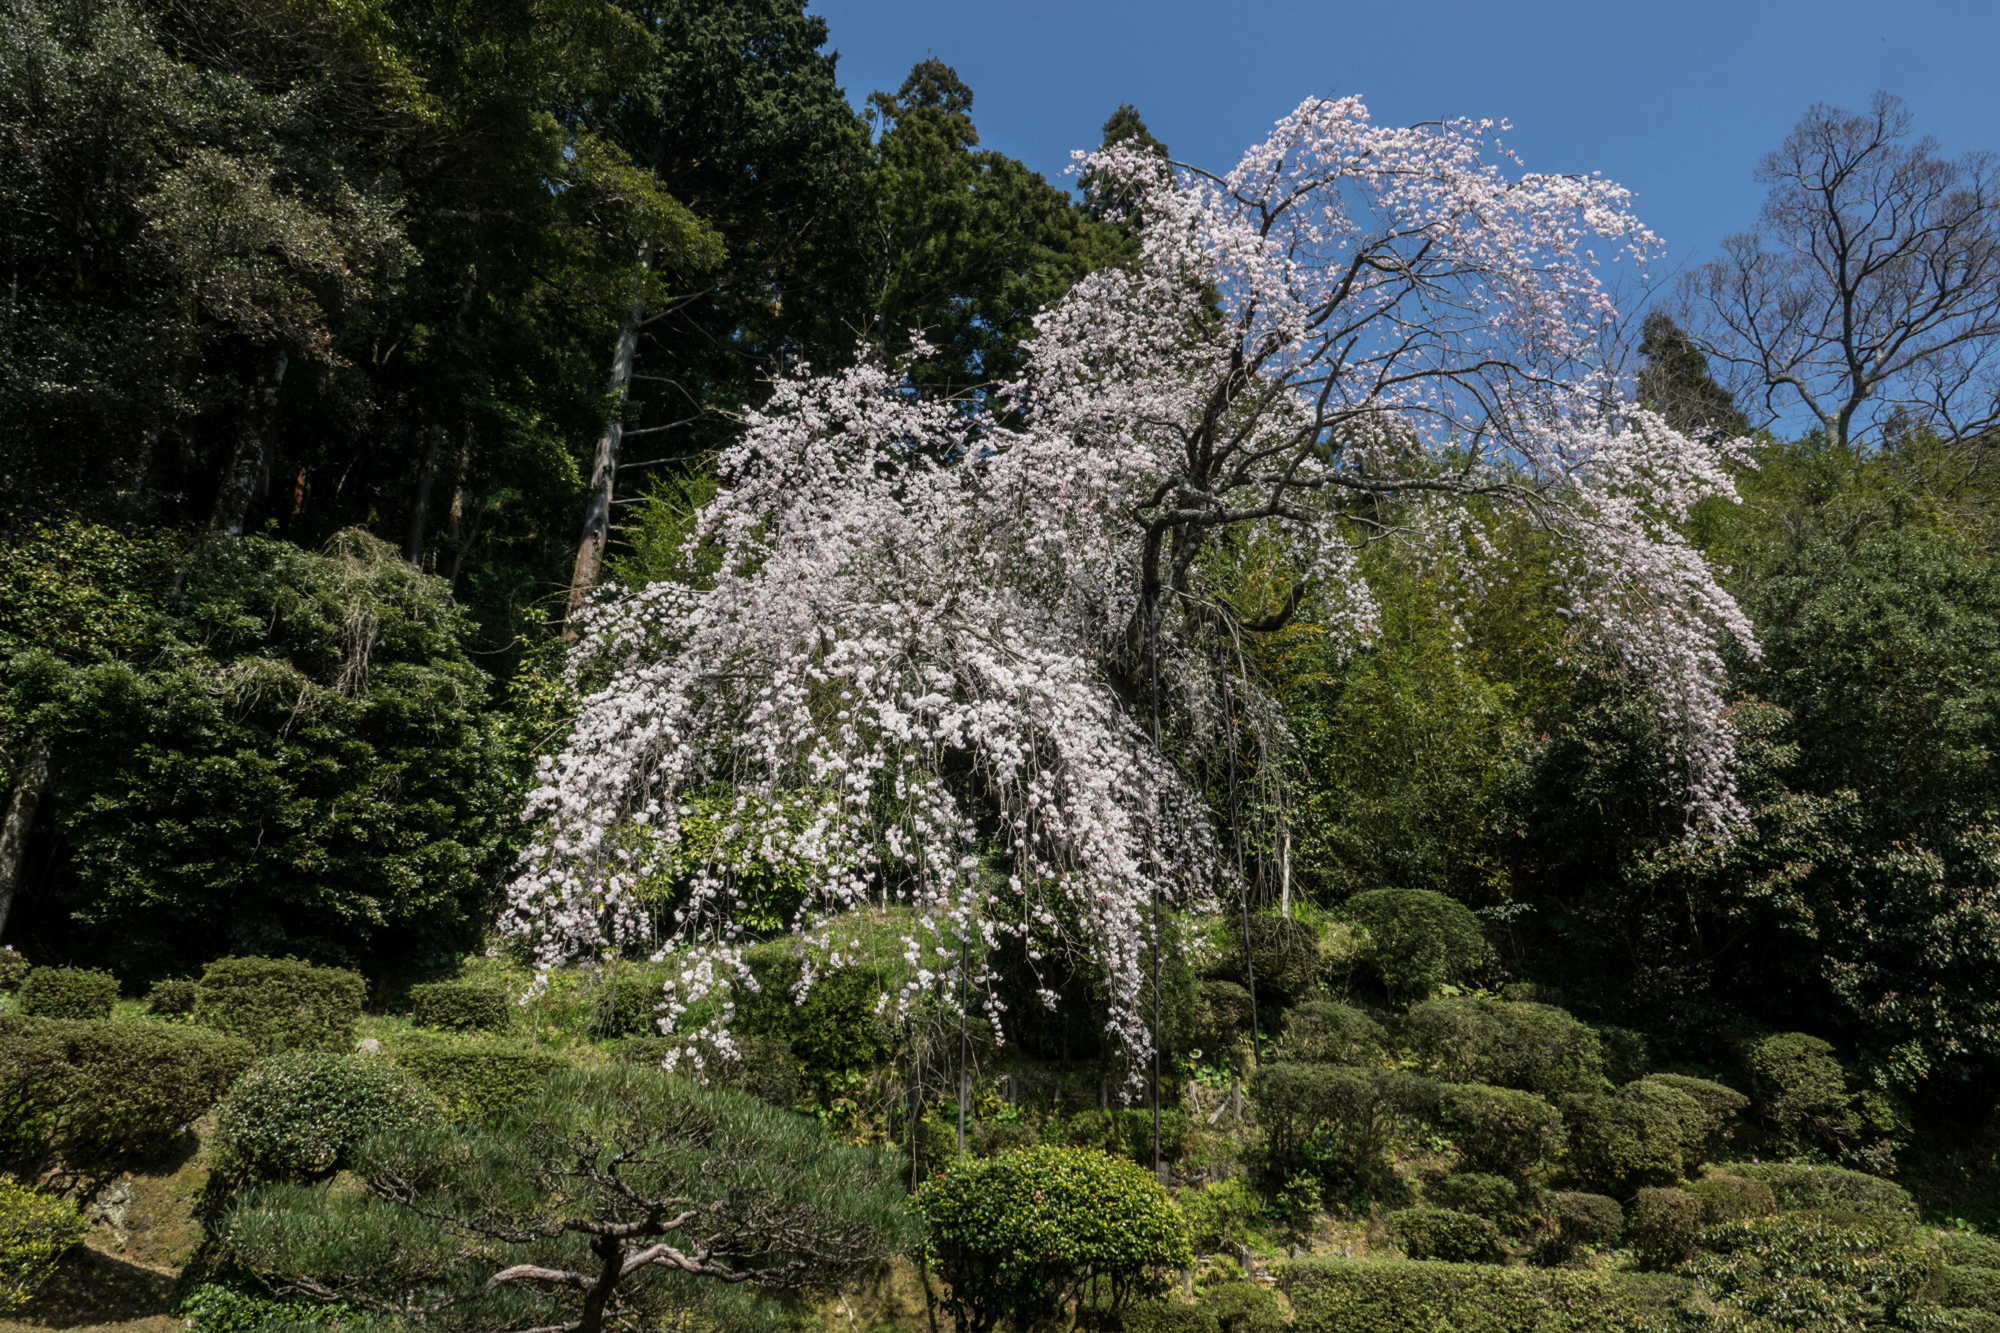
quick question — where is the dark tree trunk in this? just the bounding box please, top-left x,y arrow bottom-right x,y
564,245 -> 650,637
0,739 -> 51,944
213,347 -> 290,536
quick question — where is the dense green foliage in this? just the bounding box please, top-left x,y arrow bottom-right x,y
0,1179 -> 87,1315
14,965 -> 116,1019
215,1051 -> 441,1182
387,1033 -> 567,1122
1389,1206 -> 1506,1263
918,1146 -> 1193,1333
1337,889 -> 1495,1002
0,1014 -> 253,1168
193,956 -> 365,1054
407,980 -> 510,1033
1399,998 -> 1608,1097
1276,1257 -> 1688,1333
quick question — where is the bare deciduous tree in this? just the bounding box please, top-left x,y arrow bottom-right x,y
1680,92 -> 2000,451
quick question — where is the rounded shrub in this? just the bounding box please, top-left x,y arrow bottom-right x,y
146,977 -> 196,1019
17,966 -> 117,1019
918,1145 -> 1193,1333
1687,1172 -> 1776,1224
1639,1074 -> 1748,1163
1935,1267 -> 2000,1315
1710,1161 -> 1915,1219
1942,1233 -> 2000,1270
1398,998 -> 1607,1096
1742,1031 -> 1860,1157
1238,912 -> 1329,1004
582,962 -> 668,1039
1100,1302 -> 1219,1333
1252,1063 -> 1433,1195
1276,1257 -> 1692,1333
1433,1082 -> 1566,1183
1178,1179 -> 1261,1257
215,1051 -> 441,1183
408,980 -> 510,1034
1336,889 -> 1493,1001
0,1015 -> 254,1167
0,1178 -> 87,1314
1630,1187 -> 1706,1269
1537,1191 -> 1624,1261
1203,1279 -> 1283,1333
193,956 -> 365,1055
1429,1172 -> 1522,1224
1188,980 -> 1255,1059
1559,1080 -> 1705,1195
1387,1207 -> 1504,1263
390,1034 -> 568,1122
1276,1000 -> 1386,1066
1686,1213 -> 1940,1328
0,947 -> 27,993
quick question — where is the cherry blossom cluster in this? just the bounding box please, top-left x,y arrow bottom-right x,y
505,95 -> 1756,1073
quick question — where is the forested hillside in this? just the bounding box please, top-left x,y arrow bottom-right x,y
2,3 -> 1997,1331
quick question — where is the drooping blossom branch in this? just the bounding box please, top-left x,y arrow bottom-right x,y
504,95 -> 1757,1072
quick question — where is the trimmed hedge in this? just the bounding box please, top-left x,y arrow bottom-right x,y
1434,1082 -> 1566,1182
0,948 -> 28,993
1942,1233 -> 2000,1270
1252,1063 -> 1435,1193
408,981 -> 510,1033
1713,1161 -> 1916,1219
1429,1172 -> 1522,1224
1238,913 -> 1330,1004
0,1179 -> 88,1314
1276,1000 -> 1386,1066
1638,1073 -> 1747,1161
1203,1280 -> 1283,1333
1276,1257 -> 1689,1333
1098,1302 -> 1219,1333
1388,1206 -> 1504,1263
1936,1267 -> 2000,1315
1742,1031 -> 1860,1157
1399,998 -> 1607,1097
193,956 -> 364,1055
146,977 -> 197,1018
1559,1080 -> 1704,1195
1337,889 -> 1494,1001
1630,1187 -> 1706,1269
215,1051 -> 441,1182
1537,1191 -> 1624,1261
390,1035 -> 567,1122
1685,1213 -> 1941,1328
17,966 -> 117,1019
1687,1171 -> 1777,1224
0,1015 -> 254,1166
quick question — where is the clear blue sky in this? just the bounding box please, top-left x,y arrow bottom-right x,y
809,0 -> 2000,280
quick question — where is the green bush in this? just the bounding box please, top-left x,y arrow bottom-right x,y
1238,913 -> 1329,1004
1434,1082 -> 1566,1182
1336,889 -> 1494,1001
1942,1233 -> 2000,1270
0,1179 -> 87,1314
1252,1063 -> 1434,1195
1276,1000 -> 1386,1066
1536,1191 -> 1624,1261
1063,1108 -> 1190,1167
390,1035 -> 567,1122
194,956 -> 365,1055
1399,997 -> 1607,1097
1713,1161 -> 1916,1219
1638,1073 -> 1747,1162
1936,1267 -> 2000,1314
1684,1213 -> 1941,1330
1389,1206 -> 1504,1262
1687,1171 -> 1777,1224
1559,1080 -> 1704,1195
1189,980 -> 1256,1059
1276,1257 -> 1689,1333
580,962 -> 668,1039
1597,1026 -> 1650,1085
215,1051 -> 441,1183
177,1281 -> 377,1331
918,1145 -> 1192,1333
1202,1280 -> 1283,1333
1098,1301 -> 1218,1333
0,1015 -> 254,1166
16,966 -> 117,1019
0,948 -> 27,993
1630,1187 -> 1705,1269
1178,1180 -> 1260,1256
1429,1172 -> 1522,1224
1742,1031 -> 1865,1158
408,981 -> 510,1033
146,977 -> 196,1018
735,944 -> 901,1101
